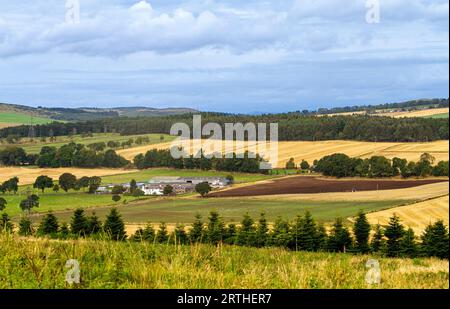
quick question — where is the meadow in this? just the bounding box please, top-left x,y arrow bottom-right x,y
0,112 -> 55,128
0,234 -> 447,289
36,197 -> 411,225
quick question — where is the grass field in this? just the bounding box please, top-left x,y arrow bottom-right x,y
0,112 -> 55,128
117,139 -> 449,168
0,133 -> 175,154
0,234 -> 447,289
367,195 -> 449,234
2,190 -> 143,218
37,197 -> 411,224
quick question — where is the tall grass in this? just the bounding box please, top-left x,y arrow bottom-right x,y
0,233 -> 447,289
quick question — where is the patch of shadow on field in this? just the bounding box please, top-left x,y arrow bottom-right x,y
208,176 -> 448,197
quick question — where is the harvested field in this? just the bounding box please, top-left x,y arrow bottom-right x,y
0,167 -> 135,185
367,195 -> 449,234
208,176 -> 448,197
378,107 -> 449,118
117,139 -> 449,168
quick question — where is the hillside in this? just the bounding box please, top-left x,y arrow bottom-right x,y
0,103 -> 198,123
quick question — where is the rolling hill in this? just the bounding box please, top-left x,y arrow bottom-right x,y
0,102 -> 198,124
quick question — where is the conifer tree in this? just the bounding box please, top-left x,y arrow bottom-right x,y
353,211 -> 371,253
59,223 -> 70,239
384,214 -> 405,257
70,208 -> 88,236
224,223 -> 238,245
38,212 -> 59,236
294,211 -> 317,251
315,223 -> 328,251
237,213 -> 256,246
400,228 -> 418,258
255,213 -> 269,248
421,220 -> 449,259
18,216 -> 34,236
189,214 -> 204,243
328,218 -> 353,252
156,222 -> 169,243
173,224 -> 188,244
103,208 -> 126,241
370,224 -> 385,253
270,217 -> 291,248
206,211 -> 225,245
86,212 -> 102,235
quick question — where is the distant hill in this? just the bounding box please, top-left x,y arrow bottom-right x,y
311,98 -> 449,116
0,103 -> 199,122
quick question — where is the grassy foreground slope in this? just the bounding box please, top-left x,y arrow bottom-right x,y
0,235 -> 447,289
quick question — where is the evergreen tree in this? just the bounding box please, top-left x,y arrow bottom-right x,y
59,223 -> 70,239
315,224 -> 328,251
353,211 -> 371,253
173,224 -> 188,244
37,212 -> 59,236
0,213 -> 13,232
328,218 -> 353,252
270,217 -> 291,248
400,228 -> 418,258
156,222 -> 169,243
370,224 -> 385,253
18,216 -> 34,236
103,208 -> 126,241
224,223 -> 238,245
255,213 -> 269,248
189,214 -> 204,243
237,213 -> 256,246
421,220 -> 449,259
384,214 -> 405,257
294,212 -> 317,251
86,212 -> 102,235
70,208 -> 88,236
206,211 -> 224,245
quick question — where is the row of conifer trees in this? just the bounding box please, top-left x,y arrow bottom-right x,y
1,208 -> 448,259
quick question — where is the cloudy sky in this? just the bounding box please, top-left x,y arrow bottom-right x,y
0,0 -> 448,113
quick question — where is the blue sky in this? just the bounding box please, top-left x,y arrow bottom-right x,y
0,0 -> 448,113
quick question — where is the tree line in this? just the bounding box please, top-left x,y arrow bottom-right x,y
0,142 -> 129,168
134,149 -> 265,173
1,112 -> 448,142
314,153 -> 448,178
1,208 -> 448,260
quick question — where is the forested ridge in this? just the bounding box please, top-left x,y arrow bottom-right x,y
1,113 -> 448,142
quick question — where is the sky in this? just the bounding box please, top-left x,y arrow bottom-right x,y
0,0 -> 448,113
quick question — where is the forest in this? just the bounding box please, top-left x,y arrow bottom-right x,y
1,113 -> 448,142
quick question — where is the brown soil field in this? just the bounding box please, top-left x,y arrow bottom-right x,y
118,140 -> 449,168
208,176 -> 448,197
0,167 -> 135,185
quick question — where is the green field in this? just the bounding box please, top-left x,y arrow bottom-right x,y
0,112 -> 54,126
0,133 -> 175,154
426,113 -> 449,119
0,234 -> 447,288
101,168 -> 273,185
3,191 -> 144,218
30,197 -> 412,224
